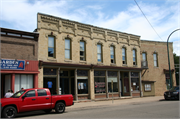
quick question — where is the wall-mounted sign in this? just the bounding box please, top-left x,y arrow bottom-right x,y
0,59 -> 25,70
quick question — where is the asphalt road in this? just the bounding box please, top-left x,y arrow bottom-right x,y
16,100 -> 180,119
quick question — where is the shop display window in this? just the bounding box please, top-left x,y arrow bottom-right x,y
94,77 -> 106,94
15,74 -> 33,93
108,77 -> 118,92
77,79 -> 88,94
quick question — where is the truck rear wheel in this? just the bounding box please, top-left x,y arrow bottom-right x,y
2,106 -> 17,118
55,102 -> 65,113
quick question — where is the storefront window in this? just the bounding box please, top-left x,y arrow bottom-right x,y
15,74 -> 33,93
77,79 -> 88,94
77,70 -> 88,76
131,78 -> 139,91
108,77 -> 118,92
94,77 -> 106,94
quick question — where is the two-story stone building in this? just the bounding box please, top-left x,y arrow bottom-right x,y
36,13 -> 175,100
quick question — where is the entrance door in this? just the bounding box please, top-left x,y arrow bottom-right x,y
43,78 -> 56,95
60,78 -> 69,94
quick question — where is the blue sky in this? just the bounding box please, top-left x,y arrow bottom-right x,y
0,0 -> 180,55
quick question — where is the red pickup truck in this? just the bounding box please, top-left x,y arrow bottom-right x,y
1,88 -> 74,118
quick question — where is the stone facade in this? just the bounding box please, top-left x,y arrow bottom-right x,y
37,13 -> 175,100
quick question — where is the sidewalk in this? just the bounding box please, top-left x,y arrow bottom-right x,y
67,96 -> 164,110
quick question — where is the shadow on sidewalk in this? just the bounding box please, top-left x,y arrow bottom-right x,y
159,99 -> 179,101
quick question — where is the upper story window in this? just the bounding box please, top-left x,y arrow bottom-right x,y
48,36 -> 55,57
122,48 -> 126,65
133,49 -> 137,65
80,41 -> 85,61
110,46 -> 115,63
97,44 -> 102,62
153,53 -> 158,67
65,39 -> 71,59
142,52 -> 147,61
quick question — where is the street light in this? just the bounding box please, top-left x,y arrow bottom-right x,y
167,29 -> 180,89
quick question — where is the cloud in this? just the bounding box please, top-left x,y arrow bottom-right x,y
0,0 -> 179,55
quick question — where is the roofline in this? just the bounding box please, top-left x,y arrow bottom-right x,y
37,12 -> 141,37
141,39 -> 173,43
0,27 -> 39,34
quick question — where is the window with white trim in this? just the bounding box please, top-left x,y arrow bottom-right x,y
153,53 -> 158,67
65,39 -> 71,59
48,36 -> 55,57
110,46 -> 115,63
144,84 -> 151,91
97,44 -> 102,62
80,41 -> 85,61
133,49 -> 137,65
122,47 -> 126,64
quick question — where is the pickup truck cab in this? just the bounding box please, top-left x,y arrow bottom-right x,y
1,88 -> 74,118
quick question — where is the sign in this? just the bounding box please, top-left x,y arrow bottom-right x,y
1,59 -> 25,70
47,81 -> 52,88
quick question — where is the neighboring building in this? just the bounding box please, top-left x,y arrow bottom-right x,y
0,28 -> 39,97
36,13 -> 175,100
140,40 -> 175,96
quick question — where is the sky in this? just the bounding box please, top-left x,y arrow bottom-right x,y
0,0 -> 180,55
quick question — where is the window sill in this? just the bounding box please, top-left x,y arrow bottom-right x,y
64,59 -> 72,62
122,64 -> 128,66
47,58 -> 57,61
79,61 -> 87,64
110,63 -> 116,66
133,65 -> 138,67
97,62 -> 103,65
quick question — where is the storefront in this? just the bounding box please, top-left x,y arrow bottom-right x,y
1,59 -> 39,97
39,61 -> 143,100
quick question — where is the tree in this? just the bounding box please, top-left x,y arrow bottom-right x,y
174,53 -> 179,85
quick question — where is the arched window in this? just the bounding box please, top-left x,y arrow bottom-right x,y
122,47 -> 126,65
80,40 -> 86,61
48,36 -> 55,58
133,49 -> 137,65
110,46 -> 115,63
65,38 -> 71,60
153,53 -> 158,67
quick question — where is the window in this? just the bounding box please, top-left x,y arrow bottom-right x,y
122,48 -> 126,64
48,36 -> 55,57
142,52 -> 147,67
108,71 -> 118,92
94,71 -> 106,94
110,46 -> 115,63
133,49 -> 137,65
37,89 -> 47,96
153,53 -> 158,67
65,39 -> 71,59
144,84 -> 151,91
80,41 -> 85,61
77,79 -> 88,94
97,44 -> 102,62
165,73 -> 171,90
15,75 -> 33,93
25,90 -> 35,97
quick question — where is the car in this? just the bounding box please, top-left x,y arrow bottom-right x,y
1,88 -> 74,118
164,86 -> 179,100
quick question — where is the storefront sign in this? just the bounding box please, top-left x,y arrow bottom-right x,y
1,59 -> 25,70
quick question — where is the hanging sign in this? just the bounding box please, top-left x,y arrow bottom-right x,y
1,59 -> 25,70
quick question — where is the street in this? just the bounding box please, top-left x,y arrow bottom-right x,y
16,99 -> 180,119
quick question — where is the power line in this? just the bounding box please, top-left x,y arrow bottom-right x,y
134,0 -> 163,40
